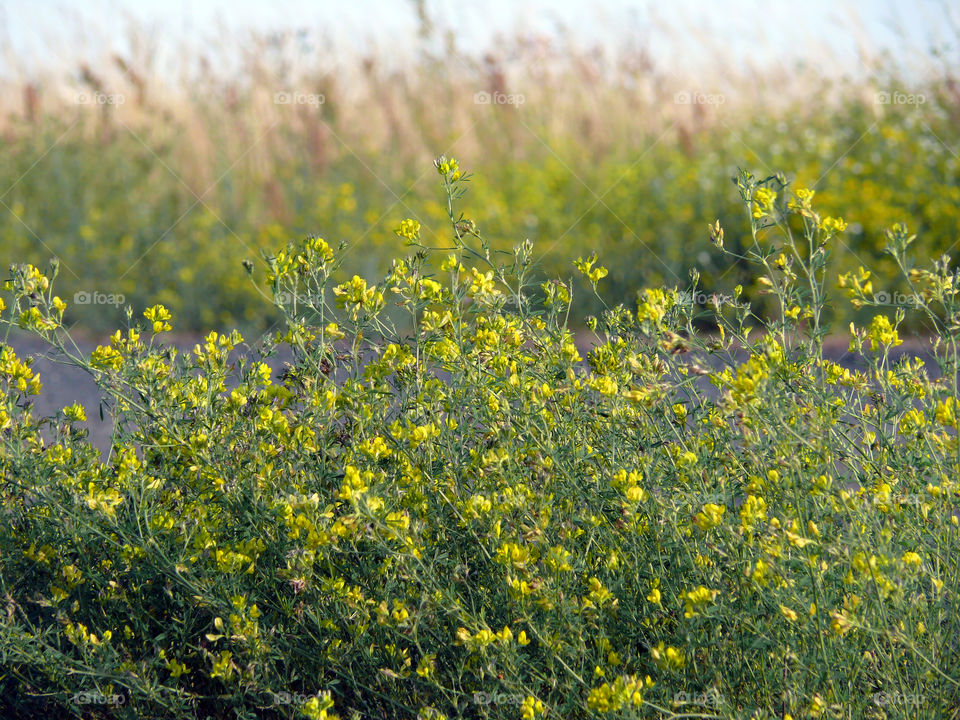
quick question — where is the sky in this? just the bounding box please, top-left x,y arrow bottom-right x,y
0,0 -> 957,81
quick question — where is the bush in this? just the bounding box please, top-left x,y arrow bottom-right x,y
0,160 -> 958,719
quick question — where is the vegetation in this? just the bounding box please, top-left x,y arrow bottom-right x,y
2,27 -> 959,332
1,162 -> 957,718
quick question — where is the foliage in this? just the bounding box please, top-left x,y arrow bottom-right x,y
0,161 -> 958,719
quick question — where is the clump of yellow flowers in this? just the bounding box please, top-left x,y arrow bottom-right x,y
0,162 -> 956,719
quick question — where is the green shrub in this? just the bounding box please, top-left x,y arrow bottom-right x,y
0,161 -> 958,718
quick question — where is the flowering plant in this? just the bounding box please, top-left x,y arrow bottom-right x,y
0,161 -> 957,719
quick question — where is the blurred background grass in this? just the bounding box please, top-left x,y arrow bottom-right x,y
1,0 -> 958,335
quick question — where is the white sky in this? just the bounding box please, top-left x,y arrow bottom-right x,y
1,0 -> 957,81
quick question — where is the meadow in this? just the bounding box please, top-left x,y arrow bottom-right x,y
0,157 -> 958,718
1,15 -> 959,720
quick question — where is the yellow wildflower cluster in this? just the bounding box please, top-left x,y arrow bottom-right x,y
586,674 -> 654,713
333,275 -> 384,318
866,314 -> 902,351
144,304 -> 173,333
574,253 -> 609,285
752,186 -> 777,218
0,345 -> 42,394
394,218 -> 421,242
0,162 -> 955,718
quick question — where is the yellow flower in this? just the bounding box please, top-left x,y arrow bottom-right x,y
469,268 -> 497,295
166,659 -> 190,677
325,322 -> 345,341
586,675 -> 650,711
62,403 -> 86,422
682,585 -> 718,618
740,495 -> 767,531
819,216 -> 847,234
440,253 -> 464,272
586,577 -> 616,607
752,187 -> 776,218
785,530 -> 817,549
301,691 -> 339,720
935,397 -> 956,427
636,288 -> 677,325
521,696 -> 545,719
837,266 -> 872,302
788,187 -> 815,211
830,610 -> 853,635
435,155 -> 459,177
574,253 -> 608,284
898,408 -> 926,435
359,436 -> 392,460
394,218 -> 421,242
91,345 -> 123,372
416,654 -> 435,678
866,314 -> 902,351
650,642 -> 686,670
901,551 -> 922,568
212,650 -> 242,681
694,503 -> 726,531
143,304 -> 172,333
779,604 -> 799,622
748,557 -> 773,586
